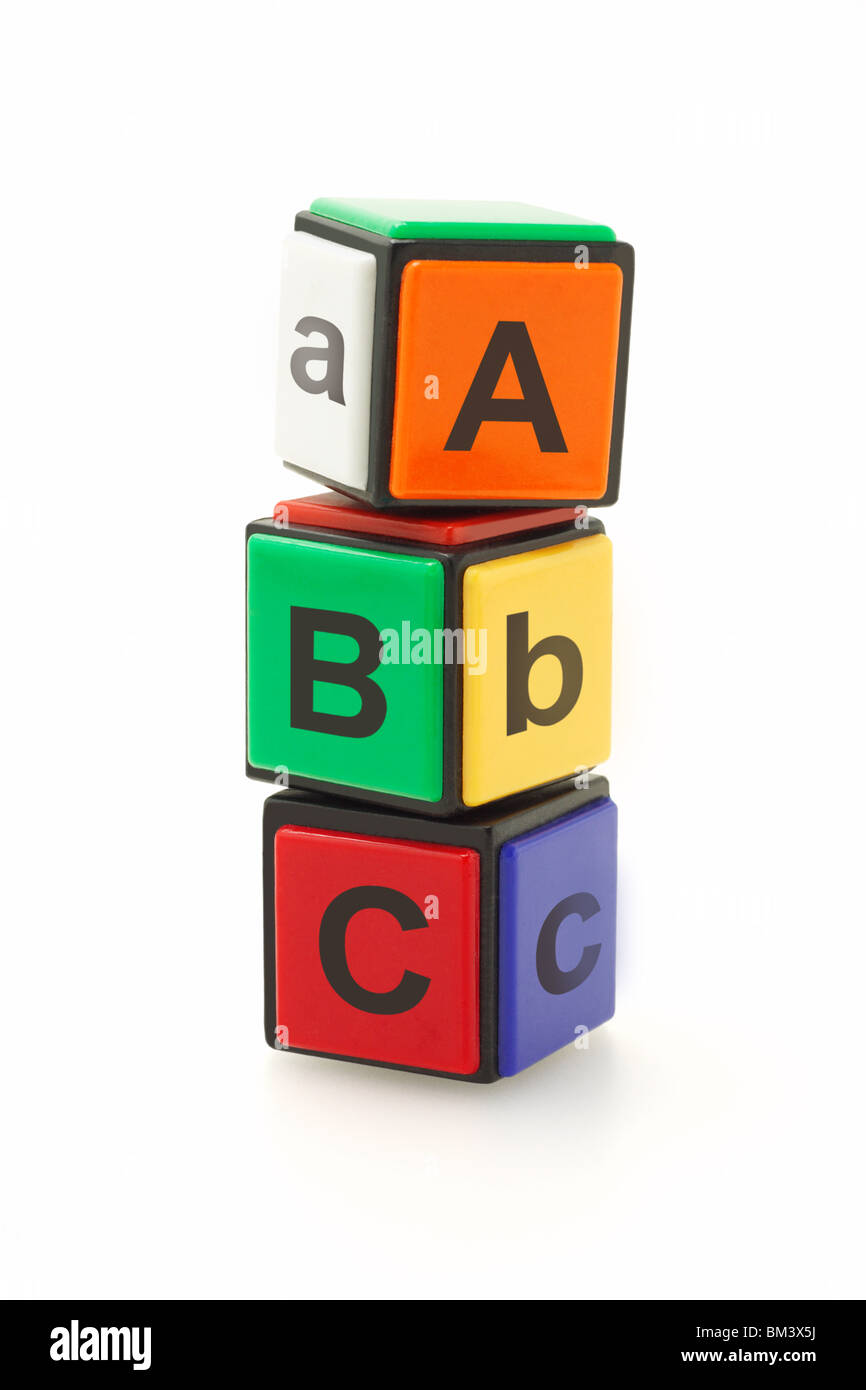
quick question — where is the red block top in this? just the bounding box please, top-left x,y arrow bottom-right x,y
273,492 -> 582,547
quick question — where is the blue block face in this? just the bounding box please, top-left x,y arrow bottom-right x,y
498,798 -> 617,1076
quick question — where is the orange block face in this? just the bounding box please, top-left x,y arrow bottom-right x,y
389,260 -> 623,501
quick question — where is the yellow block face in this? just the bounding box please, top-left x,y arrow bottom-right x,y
461,534 -> 612,806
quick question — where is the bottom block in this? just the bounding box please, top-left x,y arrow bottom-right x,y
263,779 -> 617,1082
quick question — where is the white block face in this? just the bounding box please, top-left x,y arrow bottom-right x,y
275,231 -> 377,490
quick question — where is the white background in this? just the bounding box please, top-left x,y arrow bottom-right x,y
1,1 -> 864,1301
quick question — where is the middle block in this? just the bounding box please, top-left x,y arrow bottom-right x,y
246,492 -> 612,815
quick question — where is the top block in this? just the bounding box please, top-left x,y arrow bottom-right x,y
276,199 -> 634,509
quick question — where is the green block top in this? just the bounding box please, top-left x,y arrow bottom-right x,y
308,197 -> 615,242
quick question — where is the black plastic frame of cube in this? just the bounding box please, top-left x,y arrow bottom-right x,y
278,199 -> 634,510
262,775 -> 611,1083
245,508 -> 606,817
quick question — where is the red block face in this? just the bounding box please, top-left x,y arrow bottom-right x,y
274,826 -> 480,1075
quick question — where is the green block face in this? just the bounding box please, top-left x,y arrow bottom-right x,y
309,197 -> 615,242
247,534 -> 444,801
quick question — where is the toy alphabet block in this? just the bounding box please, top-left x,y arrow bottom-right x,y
246,493 -> 612,814
263,776 -> 617,1081
276,199 -> 634,508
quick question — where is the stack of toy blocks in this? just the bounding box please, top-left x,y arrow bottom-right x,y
246,198 -> 634,1081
